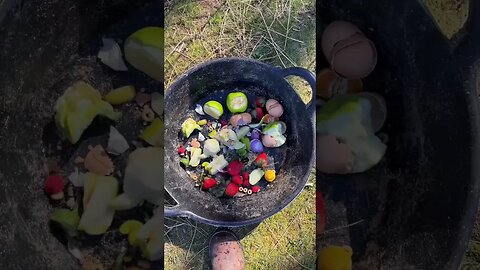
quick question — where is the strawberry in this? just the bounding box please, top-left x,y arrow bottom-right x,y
254,152 -> 268,168
202,178 -> 217,189
225,183 -> 239,197
251,185 -> 260,193
242,179 -> 251,187
317,191 -> 326,233
227,160 -> 244,176
255,97 -> 266,108
254,107 -> 264,121
232,175 -> 243,185
44,175 -> 64,195
178,146 -> 186,155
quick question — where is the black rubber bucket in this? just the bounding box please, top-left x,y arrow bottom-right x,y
164,58 -> 316,227
318,0 -> 480,269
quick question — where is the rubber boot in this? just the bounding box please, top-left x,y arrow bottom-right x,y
209,229 -> 245,270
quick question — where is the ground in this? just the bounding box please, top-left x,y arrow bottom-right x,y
164,0 -> 316,269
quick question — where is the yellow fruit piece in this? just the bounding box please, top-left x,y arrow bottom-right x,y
124,27 -> 163,81
265,170 -> 276,182
141,118 -> 164,147
119,220 -> 143,235
55,81 -> 121,144
317,245 -> 353,270
197,119 -> 207,126
105,85 -> 136,105
203,101 -> 224,119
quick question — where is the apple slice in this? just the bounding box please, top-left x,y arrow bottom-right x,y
78,173 -> 118,235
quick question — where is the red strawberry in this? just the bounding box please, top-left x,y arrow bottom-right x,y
44,175 -> 64,195
227,160 -> 244,176
242,179 -> 251,187
178,146 -> 186,155
316,191 -> 326,233
202,178 -> 217,189
232,175 -> 243,185
225,183 -> 239,197
255,107 -> 264,121
242,171 -> 249,181
255,97 -> 266,108
254,152 -> 268,168
251,185 -> 260,193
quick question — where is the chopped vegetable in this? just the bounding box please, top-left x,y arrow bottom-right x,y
254,152 -> 268,168
51,208 -> 80,236
181,118 -> 201,138
203,139 -> 221,157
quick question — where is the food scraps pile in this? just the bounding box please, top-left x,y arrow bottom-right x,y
44,26 -> 164,269
178,92 -> 288,197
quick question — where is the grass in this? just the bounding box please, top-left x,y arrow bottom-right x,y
164,0 -> 316,269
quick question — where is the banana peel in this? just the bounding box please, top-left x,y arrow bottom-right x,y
55,81 -> 121,144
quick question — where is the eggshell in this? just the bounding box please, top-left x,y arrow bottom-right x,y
357,92 -> 387,132
330,33 -> 377,79
316,134 -> 354,174
262,135 -> 277,148
321,21 -> 362,61
265,99 -> 284,118
230,113 -> 252,127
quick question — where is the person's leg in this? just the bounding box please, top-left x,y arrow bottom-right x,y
209,229 -> 245,270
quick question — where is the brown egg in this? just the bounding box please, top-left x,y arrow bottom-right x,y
317,68 -> 364,100
321,21 -> 377,80
316,134 -> 354,174
265,99 -> 284,118
321,21 -> 362,61
357,92 -> 387,132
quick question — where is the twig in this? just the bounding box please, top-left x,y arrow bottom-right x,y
323,219 -> 365,234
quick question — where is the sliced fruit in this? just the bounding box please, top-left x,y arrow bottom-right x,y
141,118 -> 164,147
104,85 -> 136,105
124,27 -> 164,81
226,92 -> 248,113
203,101 -> 224,119
78,173 -> 118,235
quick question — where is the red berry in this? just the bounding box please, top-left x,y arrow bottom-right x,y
178,146 -> 186,155
242,171 -> 249,181
232,175 -> 243,185
255,108 -> 264,121
242,179 -> 251,187
227,160 -> 244,176
225,183 -> 239,197
202,178 -> 217,189
44,175 -> 64,195
220,119 -> 228,126
251,185 -> 260,193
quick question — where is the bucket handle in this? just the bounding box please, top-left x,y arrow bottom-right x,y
275,66 -> 316,117
164,191 -> 192,218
